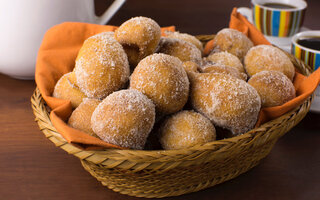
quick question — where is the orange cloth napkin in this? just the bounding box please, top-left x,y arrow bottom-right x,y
204,8 -> 320,127
256,70 -> 320,126
35,22 -> 175,150
36,9 -> 320,150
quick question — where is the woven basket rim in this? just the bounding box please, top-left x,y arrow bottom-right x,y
31,34 -> 313,167
32,87 -> 312,154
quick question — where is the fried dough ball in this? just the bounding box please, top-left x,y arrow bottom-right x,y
190,73 -> 261,135
200,63 -> 247,81
214,28 -> 253,60
158,37 -> 202,64
91,89 -> 155,149
53,72 -> 86,108
165,31 -> 204,53
74,32 -> 130,99
160,110 -> 216,150
130,53 -> 189,115
206,51 -> 245,73
183,61 -> 199,79
68,98 -> 101,137
183,61 -> 199,73
244,45 -> 295,81
248,71 -> 296,107
115,16 -> 161,67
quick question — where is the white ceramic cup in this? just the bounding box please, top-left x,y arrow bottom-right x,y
0,0 -> 126,80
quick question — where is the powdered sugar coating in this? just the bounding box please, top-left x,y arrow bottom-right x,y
160,110 -> 216,150
53,72 -> 86,108
244,45 -> 295,81
74,32 -> 130,99
183,61 -> 199,74
157,37 -> 202,64
190,73 -> 261,135
200,63 -> 247,81
206,51 -> 245,73
248,70 -> 296,107
214,28 -> 253,60
165,31 -> 204,52
91,89 -> 155,149
68,98 -> 101,136
130,53 -> 190,114
115,16 -> 161,49
115,16 -> 161,66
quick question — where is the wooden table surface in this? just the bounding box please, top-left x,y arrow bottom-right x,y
1,0 -> 320,199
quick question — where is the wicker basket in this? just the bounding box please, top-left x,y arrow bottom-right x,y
31,35 -> 313,198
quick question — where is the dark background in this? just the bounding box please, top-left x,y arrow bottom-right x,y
95,0 -> 320,34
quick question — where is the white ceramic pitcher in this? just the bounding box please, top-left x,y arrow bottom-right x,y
0,0 -> 126,80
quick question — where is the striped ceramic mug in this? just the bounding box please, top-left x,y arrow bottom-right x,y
292,30 -> 320,112
292,31 -> 320,71
239,0 -> 307,37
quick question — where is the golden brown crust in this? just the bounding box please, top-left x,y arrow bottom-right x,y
165,31 -> 204,53
160,110 -> 216,150
206,51 -> 245,73
130,53 -> 190,115
157,37 -> 202,64
214,28 -> 253,60
248,70 -> 296,107
244,45 -> 295,81
53,72 -> 86,108
91,89 -> 156,150
68,98 -> 101,136
182,61 -> 200,80
74,32 -> 130,99
115,16 -> 161,67
200,63 -> 247,81
190,72 -> 261,135
183,61 -> 199,73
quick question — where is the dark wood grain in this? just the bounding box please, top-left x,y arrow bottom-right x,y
1,0 -> 320,199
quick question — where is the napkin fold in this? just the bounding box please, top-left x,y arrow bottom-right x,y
35,9 -> 320,150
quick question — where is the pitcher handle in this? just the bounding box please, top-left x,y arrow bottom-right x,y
96,0 -> 126,25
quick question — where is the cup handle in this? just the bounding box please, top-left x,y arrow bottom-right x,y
96,0 -> 126,25
237,7 -> 253,23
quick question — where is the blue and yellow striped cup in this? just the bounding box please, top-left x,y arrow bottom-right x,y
292,31 -> 320,71
250,0 -> 307,37
292,31 -> 320,112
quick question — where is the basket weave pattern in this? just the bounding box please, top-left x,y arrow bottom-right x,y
31,35 -> 313,198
